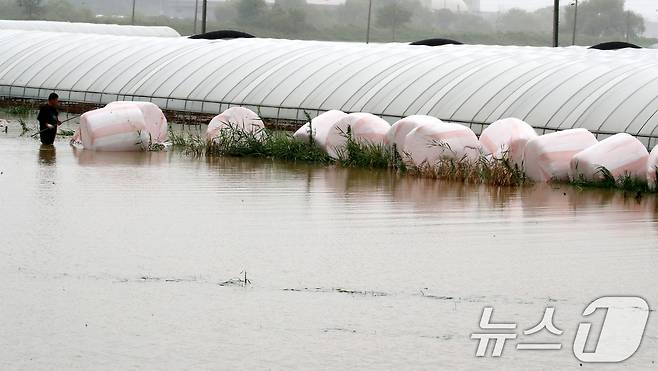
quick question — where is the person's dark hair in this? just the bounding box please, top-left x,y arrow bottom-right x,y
48,92 -> 59,101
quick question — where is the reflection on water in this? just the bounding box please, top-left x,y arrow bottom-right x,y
71,146 -> 171,167
38,144 -> 56,165
1,137 -> 657,370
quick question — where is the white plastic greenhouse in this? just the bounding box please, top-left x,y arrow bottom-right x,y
0,20 -> 180,37
2,29 -> 658,148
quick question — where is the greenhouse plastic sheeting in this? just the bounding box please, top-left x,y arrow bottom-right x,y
0,20 -> 180,37
2,30 -> 658,145
403,122 -> 479,166
524,128 -> 598,182
570,133 -> 649,182
479,118 -> 538,167
207,107 -> 264,141
323,113 -> 390,159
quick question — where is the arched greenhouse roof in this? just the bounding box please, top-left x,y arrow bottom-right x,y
2,30 -> 658,147
0,20 -> 180,37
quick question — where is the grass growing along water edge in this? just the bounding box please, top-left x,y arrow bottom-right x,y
571,166 -> 653,194
169,124 -> 656,193
169,124 -> 529,187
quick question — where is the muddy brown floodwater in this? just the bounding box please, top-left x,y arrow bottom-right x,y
1,120 -> 657,370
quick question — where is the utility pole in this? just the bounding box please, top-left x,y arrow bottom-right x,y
571,0 -> 578,45
366,0 -> 373,44
553,0 -> 559,47
131,0 -> 136,25
194,0 -> 199,34
202,0 -> 208,34
625,11 -> 631,42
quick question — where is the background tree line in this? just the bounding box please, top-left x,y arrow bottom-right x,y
0,0 -> 653,46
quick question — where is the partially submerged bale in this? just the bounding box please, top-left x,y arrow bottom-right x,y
323,113 -> 390,159
570,133 -> 649,183
647,146 -> 658,189
403,121 -> 480,167
292,110 -> 348,145
385,115 -> 441,156
479,118 -> 538,167
206,107 -> 264,141
106,101 -> 168,143
77,105 -> 150,151
523,128 -> 598,182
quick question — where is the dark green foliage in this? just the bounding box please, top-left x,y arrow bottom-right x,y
571,166 -> 651,193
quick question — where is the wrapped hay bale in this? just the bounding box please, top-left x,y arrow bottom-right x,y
292,110 -> 347,145
570,133 -> 649,183
107,101 -> 168,143
523,128 -> 598,182
323,113 -> 390,158
648,146 -> 658,190
77,105 -> 150,151
385,115 -> 441,156
207,107 -> 264,141
403,121 -> 480,167
479,118 -> 538,167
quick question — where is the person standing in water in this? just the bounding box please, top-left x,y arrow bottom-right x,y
37,93 -> 61,145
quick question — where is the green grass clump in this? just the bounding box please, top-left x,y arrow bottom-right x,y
410,153 -> 527,187
7,105 -> 33,116
170,125 -> 332,164
335,127 -> 393,169
57,129 -> 75,137
572,166 -> 650,193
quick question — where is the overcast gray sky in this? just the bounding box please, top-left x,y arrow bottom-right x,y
480,0 -> 658,20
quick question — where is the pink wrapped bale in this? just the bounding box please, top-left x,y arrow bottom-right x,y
523,129 -> 598,182
479,118 -> 538,167
648,146 -> 658,189
385,115 -> 441,155
77,105 -> 150,151
403,121 -> 480,167
206,107 -> 265,141
570,133 -> 649,183
292,110 -> 348,145
323,113 -> 390,158
107,101 -> 168,143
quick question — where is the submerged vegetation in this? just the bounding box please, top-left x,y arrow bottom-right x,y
169,124 -> 657,194
170,126 -> 332,164
571,166 -> 652,194
6,104 -> 33,117
170,124 -> 529,187
414,155 -> 527,187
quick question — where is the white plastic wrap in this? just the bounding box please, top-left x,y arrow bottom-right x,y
106,101 -> 168,143
403,121 -> 480,166
385,115 -> 441,156
647,146 -> 658,189
523,129 -> 598,182
479,118 -> 538,167
323,113 -> 390,158
570,133 -> 649,182
77,105 -> 150,151
206,107 -> 265,141
292,110 -> 347,145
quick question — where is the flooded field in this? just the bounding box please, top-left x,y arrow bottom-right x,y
1,118 -> 657,370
